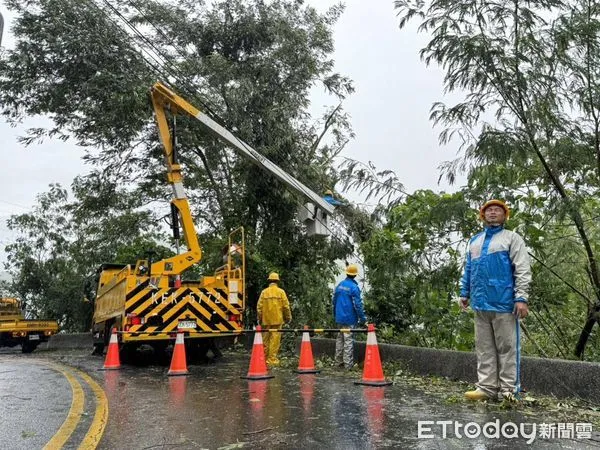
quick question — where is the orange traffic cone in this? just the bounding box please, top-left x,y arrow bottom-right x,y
295,325 -> 320,374
102,328 -> 121,370
174,274 -> 182,288
241,326 -> 274,380
354,324 -> 392,386
168,332 -> 189,376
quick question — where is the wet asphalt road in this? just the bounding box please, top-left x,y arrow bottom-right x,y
0,359 -> 70,449
0,353 -> 104,449
1,348 -> 600,449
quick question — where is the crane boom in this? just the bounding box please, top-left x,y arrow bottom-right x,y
150,82 -> 335,216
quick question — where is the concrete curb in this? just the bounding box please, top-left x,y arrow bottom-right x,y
41,333 -> 93,350
309,337 -> 600,403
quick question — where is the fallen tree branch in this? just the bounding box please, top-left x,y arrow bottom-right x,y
242,427 -> 275,435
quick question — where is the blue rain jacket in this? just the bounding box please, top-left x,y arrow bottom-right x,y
333,277 -> 366,326
323,194 -> 345,206
460,225 -> 531,313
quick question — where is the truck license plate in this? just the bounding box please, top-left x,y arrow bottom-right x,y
29,335 -> 40,341
177,321 -> 197,329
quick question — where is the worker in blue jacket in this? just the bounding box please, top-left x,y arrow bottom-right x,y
323,189 -> 346,207
460,199 -> 531,402
333,264 -> 367,369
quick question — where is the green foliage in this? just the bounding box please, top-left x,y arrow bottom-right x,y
357,188 -> 476,350
0,0 -> 153,149
2,181 -> 168,331
395,0 -> 600,359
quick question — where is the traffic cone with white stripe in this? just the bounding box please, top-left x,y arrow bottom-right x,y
168,332 -> 189,376
241,326 -> 274,380
295,325 -> 320,374
354,324 -> 392,386
102,328 -> 121,370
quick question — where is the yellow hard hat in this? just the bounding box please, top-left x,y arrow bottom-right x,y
267,272 -> 280,282
345,264 -> 359,276
479,199 -> 510,220
324,189 -> 334,196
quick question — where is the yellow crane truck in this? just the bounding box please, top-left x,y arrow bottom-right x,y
0,297 -> 59,353
91,82 -> 335,360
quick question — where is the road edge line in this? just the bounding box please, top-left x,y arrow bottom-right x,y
74,368 -> 109,450
43,364 -> 85,450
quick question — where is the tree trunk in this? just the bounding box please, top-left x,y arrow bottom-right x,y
575,310 -> 597,358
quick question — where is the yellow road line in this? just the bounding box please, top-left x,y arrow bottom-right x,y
37,360 -> 109,450
43,365 -> 85,450
75,369 -> 109,450
73,369 -> 108,450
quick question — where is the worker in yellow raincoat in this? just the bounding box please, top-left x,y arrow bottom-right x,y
257,272 -> 292,367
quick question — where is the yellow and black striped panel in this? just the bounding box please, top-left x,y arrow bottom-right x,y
124,286 -> 242,338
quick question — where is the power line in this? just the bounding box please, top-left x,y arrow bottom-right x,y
13,0 -> 600,307
94,0 -> 180,84
529,252 -> 592,306
123,0 -> 224,115
0,200 -> 30,210
10,2 -> 600,407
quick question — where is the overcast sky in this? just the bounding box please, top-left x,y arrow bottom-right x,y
0,0 -> 464,259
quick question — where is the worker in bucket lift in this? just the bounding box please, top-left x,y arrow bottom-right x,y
313,189 -> 346,221
256,272 -> 292,367
323,189 -> 346,207
333,264 -> 367,370
460,199 -> 531,402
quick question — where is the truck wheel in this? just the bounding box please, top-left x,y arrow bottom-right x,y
188,340 -> 210,364
92,343 -> 105,356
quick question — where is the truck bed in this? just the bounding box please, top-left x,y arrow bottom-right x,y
0,319 -> 59,333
